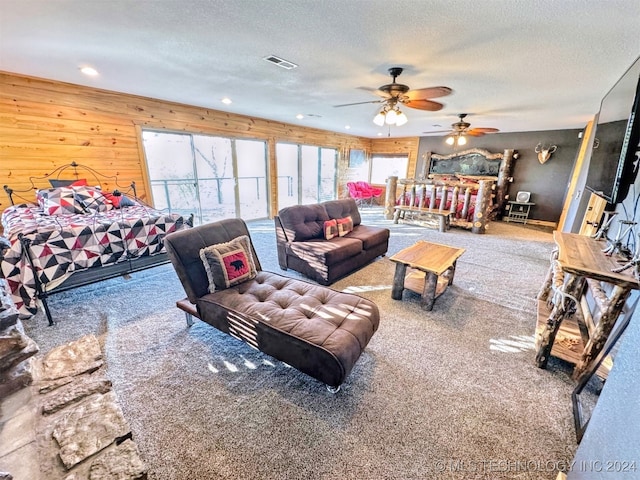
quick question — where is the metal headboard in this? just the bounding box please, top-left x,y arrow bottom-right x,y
3,161 -> 138,206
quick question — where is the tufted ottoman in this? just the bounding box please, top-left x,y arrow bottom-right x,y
165,218 -> 379,391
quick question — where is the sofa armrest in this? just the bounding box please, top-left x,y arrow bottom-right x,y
274,216 -> 289,270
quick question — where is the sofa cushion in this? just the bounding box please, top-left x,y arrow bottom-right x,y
323,198 -> 362,226
278,203 -> 330,241
195,271 -> 380,386
288,237 -> 363,266
347,225 -> 390,250
199,235 -> 258,291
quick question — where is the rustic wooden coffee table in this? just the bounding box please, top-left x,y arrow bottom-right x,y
390,240 -> 466,310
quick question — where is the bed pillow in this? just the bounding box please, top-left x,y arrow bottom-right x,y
324,219 -> 338,240
49,178 -> 88,188
336,216 -> 354,237
73,186 -> 113,212
41,187 -> 85,215
102,191 -> 138,208
199,235 -> 258,292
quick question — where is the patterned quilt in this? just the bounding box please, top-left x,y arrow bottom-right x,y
1,203 -> 190,318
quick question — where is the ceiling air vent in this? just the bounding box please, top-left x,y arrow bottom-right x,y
263,55 -> 298,70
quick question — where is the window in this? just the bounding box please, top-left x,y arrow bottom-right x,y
370,154 -> 409,184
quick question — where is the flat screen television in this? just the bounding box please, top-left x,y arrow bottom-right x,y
585,55 -> 640,205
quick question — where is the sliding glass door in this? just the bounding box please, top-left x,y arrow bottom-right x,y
276,143 -> 337,208
142,130 -> 268,224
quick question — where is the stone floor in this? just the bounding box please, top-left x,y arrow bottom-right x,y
0,385 -> 38,480
0,335 -> 147,480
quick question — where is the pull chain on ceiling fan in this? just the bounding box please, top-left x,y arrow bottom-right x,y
334,67 -> 452,127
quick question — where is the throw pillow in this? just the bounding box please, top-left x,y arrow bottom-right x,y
42,187 -> 85,215
324,219 -> 338,240
199,235 -> 258,292
73,186 -> 112,212
49,178 -> 88,188
337,216 -> 354,237
102,191 -> 137,208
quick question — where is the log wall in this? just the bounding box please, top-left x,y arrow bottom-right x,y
0,71 -> 418,221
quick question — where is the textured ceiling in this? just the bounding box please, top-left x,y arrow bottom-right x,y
1,0 -> 639,138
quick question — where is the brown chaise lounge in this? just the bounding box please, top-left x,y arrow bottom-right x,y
164,218 -> 380,391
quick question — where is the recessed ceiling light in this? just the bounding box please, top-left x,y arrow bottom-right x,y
221,97 -> 232,105
296,114 -> 304,119
377,132 -> 383,136
345,125 -> 351,130
80,66 -> 98,76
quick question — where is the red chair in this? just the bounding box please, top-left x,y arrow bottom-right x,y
356,181 -> 383,205
347,182 -> 372,206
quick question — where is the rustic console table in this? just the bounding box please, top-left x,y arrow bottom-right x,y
535,231 -> 639,382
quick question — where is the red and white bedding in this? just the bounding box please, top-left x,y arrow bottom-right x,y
1,201 -> 189,318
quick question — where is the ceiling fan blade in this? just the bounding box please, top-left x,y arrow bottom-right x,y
402,98 -> 445,111
468,127 -> 500,134
465,131 -> 485,137
405,86 -> 453,100
421,129 -> 452,135
333,99 -> 385,108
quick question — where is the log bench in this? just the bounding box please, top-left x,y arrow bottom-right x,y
393,206 -> 453,232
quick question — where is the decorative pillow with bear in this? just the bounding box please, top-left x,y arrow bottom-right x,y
324,219 -> 338,240
199,235 -> 258,292
336,216 -> 354,237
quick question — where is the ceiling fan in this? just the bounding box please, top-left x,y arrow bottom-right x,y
424,113 -> 499,146
334,67 -> 452,126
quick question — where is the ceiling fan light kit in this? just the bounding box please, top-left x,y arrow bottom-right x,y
446,134 -> 467,146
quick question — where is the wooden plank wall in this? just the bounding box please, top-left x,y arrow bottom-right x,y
0,71 -> 418,222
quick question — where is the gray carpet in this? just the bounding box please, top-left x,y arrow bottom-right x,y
24,211 -> 579,479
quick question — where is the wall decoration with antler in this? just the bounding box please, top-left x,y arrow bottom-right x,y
535,143 -> 557,164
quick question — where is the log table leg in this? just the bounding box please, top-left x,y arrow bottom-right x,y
535,273 -> 584,369
573,285 -> 630,381
421,272 -> 438,310
447,260 -> 457,286
438,215 -> 446,232
391,263 -> 407,300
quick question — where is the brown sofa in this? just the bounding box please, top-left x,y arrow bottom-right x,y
275,198 -> 390,285
164,218 -> 379,391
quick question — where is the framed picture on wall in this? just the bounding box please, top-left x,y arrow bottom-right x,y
348,149 -> 366,168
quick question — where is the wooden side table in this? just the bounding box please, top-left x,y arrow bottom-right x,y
390,240 -> 465,310
535,231 -> 639,381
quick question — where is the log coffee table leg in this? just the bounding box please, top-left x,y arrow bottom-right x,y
391,263 -> 407,300
447,260 -> 457,286
421,272 -> 438,310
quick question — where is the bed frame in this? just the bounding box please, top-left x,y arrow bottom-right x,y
387,148 -> 517,233
2,162 -> 193,325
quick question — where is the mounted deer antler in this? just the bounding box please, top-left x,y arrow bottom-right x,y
535,143 -> 557,164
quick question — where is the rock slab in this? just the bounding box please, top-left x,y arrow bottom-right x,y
52,391 -> 130,469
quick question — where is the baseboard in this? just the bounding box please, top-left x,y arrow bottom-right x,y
502,218 -> 557,228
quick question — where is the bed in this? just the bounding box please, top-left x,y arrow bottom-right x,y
390,148 -> 517,233
1,162 -> 192,324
